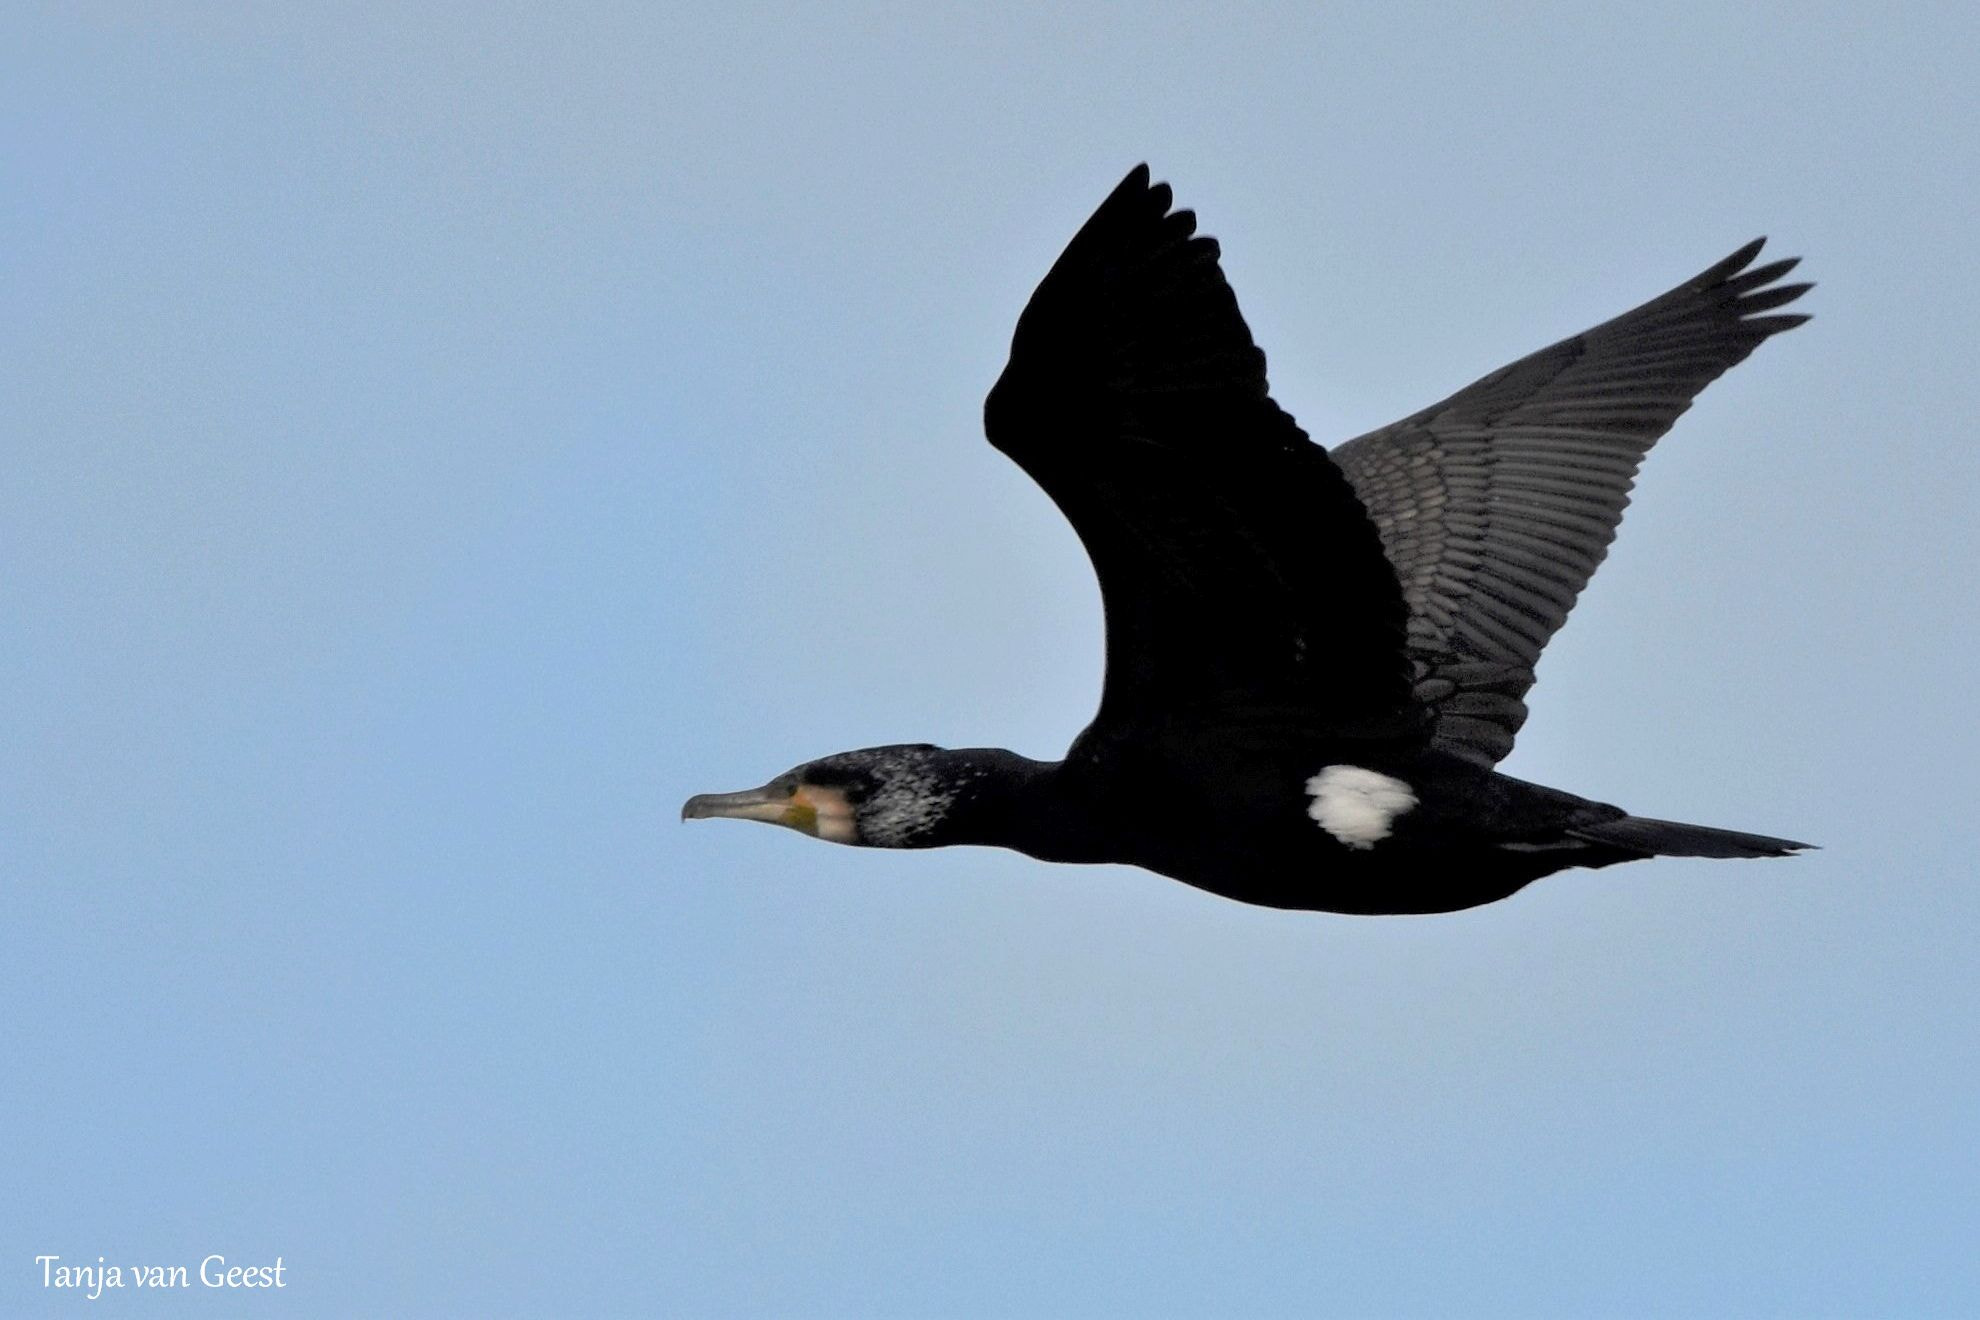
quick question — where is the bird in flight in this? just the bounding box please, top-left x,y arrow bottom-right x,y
684,165 -> 1812,914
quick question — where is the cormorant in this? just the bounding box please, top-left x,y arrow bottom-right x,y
683,165 -> 1813,914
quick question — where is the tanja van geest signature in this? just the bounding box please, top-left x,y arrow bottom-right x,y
36,1254 -> 286,1299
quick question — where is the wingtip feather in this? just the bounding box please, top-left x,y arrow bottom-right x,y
1746,312 -> 1813,333
1738,281 -> 1814,314
1724,257 -> 1802,294
1705,237 -> 1770,283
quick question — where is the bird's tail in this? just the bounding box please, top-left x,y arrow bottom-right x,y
1568,814 -> 1813,859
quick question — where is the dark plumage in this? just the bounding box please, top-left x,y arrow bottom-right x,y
683,165 -> 1812,914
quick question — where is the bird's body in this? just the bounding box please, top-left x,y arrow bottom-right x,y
685,165 -> 1813,914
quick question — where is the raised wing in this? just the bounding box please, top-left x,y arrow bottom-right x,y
984,166 -> 1418,750
1332,239 -> 1811,767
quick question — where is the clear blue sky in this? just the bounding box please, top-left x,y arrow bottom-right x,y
5,4 -> 1977,1316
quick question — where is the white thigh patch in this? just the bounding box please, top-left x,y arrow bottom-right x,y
1306,765 -> 1417,849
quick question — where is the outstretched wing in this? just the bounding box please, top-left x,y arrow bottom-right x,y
1331,240 -> 1811,767
984,166 -> 1418,751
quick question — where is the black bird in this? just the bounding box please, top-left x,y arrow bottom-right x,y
684,165 -> 1812,914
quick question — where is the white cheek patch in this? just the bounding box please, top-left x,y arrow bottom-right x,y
808,788 -> 861,845
1306,765 -> 1417,849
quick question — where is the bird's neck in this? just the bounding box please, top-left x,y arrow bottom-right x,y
910,749 -> 1103,861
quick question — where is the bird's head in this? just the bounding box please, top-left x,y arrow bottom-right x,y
682,744 -> 982,849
